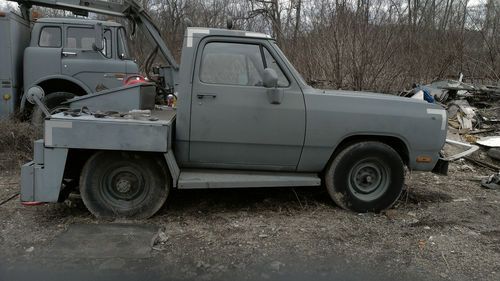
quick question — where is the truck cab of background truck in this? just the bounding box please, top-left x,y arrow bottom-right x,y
20,27 -> 448,219
0,9 -> 139,118
23,17 -> 139,118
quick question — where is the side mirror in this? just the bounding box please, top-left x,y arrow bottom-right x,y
262,68 -> 283,104
263,68 -> 278,88
92,23 -> 104,51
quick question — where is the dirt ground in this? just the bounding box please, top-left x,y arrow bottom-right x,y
1,157 -> 499,280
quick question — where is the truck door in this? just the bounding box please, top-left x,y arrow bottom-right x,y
61,25 -> 126,92
189,39 -> 306,170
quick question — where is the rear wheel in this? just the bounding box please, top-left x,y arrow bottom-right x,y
325,141 -> 405,212
80,151 -> 170,219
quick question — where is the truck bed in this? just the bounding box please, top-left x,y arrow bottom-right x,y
45,109 -> 176,152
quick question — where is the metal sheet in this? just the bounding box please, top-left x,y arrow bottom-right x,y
45,114 -> 172,152
476,136 -> 500,148
20,162 -> 35,202
36,147 -> 68,202
0,12 -> 30,118
164,151 -> 180,187
34,140 -> 45,165
67,84 -> 156,112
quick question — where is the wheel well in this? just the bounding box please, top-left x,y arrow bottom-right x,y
329,135 -> 410,168
38,79 -> 88,96
63,149 -> 168,185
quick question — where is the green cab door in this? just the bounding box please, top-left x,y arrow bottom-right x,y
189,39 -> 306,171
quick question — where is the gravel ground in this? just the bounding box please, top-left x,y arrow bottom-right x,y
0,158 -> 499,280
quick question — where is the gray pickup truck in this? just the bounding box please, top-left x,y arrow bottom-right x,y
21,27 -> 448,219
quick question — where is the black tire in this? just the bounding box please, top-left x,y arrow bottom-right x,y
324,141 -> 405,212
31,92 -> 75,126
487,148 -> 500,161
80,151 -> 170,219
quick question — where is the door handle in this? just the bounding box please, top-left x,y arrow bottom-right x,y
62,51 -> 77,57
197,93 -> 217,99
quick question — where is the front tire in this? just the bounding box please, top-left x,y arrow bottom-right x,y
31,92 -> 75,126
325,141 -> 405,212
80,151 -> 170,219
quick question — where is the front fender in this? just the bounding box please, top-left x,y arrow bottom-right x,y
20,75 -> 93,112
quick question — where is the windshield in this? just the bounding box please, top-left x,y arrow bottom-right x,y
270,42 -> 308,86
117,27 -> 131,59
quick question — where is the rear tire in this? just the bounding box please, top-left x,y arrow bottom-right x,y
80,151 -> 170,219
324,141 -> 405,212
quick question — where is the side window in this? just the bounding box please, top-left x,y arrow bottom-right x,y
263,48 -> 290,87
102,30 -> 112,58
200,42 -> 264,86
117,28 -> 130,59
66,27 -> 112,58
39,27 -> 61,48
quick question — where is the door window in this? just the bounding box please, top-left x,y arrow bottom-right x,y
39,26 -> 61,47
200,42 -> 264,86
66,27 -> 112,58
117,27 -> 131,60
263,48 -> 290,87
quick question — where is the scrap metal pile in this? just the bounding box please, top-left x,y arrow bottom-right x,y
401,78 -> 500,189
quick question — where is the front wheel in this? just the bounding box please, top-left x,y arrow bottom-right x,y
80,151 -> 170,219
31,92 -> 75,126
324,141 -> 405,212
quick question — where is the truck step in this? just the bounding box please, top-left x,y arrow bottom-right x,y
177,169 -> 321,189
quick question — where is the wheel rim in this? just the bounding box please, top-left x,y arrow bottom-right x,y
100,165 -> 149,209
347,158 -> 390,202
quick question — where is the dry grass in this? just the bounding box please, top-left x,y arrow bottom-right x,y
0,119 -> 38,170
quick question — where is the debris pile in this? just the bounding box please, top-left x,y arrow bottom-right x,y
401,76 -> 500,184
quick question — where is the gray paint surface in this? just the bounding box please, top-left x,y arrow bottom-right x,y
20,161 -> 35,201
45,111 -> 174,152
298,88 -> 447,171
178,169 -> 321,189
67,83 -> 156,112
16,16 -> 139,112
188,36 -> 305,169
0,11 -> 30,118
175,28 -> 446,172
21,147 -> 68,202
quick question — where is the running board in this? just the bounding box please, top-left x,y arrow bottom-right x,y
177,169 -> 321,189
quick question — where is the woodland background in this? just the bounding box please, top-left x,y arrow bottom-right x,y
9,0 -> 500,92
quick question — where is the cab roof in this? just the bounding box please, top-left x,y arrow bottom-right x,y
185,27 -> 273,48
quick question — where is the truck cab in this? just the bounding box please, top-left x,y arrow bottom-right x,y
23,17 -> 139,122
174,29 -> 306,171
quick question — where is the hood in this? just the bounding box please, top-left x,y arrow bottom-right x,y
318,89 -> 432,105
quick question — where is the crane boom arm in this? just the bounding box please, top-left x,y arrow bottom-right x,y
9,0 -> 178,69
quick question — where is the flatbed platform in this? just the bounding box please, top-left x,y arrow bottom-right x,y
45,109 -> 176,152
